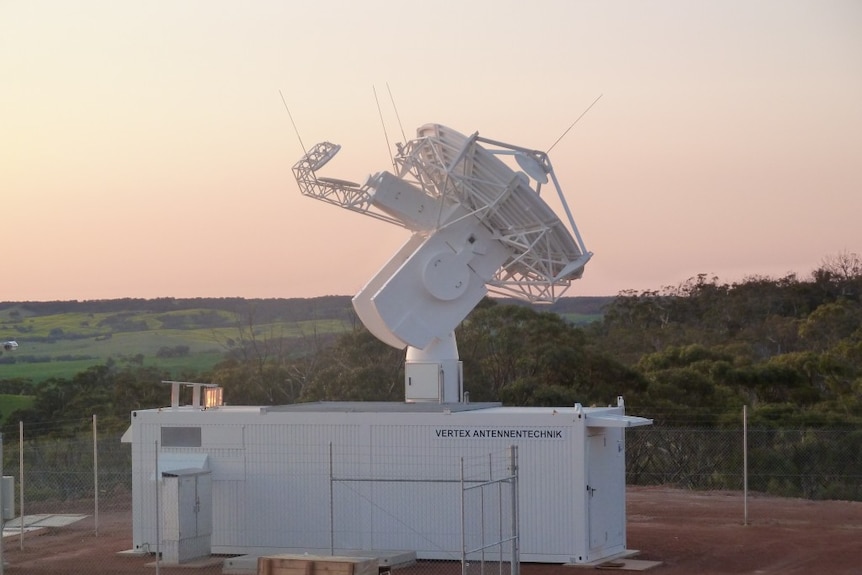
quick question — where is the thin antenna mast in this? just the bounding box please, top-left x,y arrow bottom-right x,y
547,94 -> 603,153
279,90 -> 309,157
373,86 -> 395,170
387,83 -> 407,144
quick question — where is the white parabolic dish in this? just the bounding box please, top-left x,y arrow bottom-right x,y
293,122 -> 593,359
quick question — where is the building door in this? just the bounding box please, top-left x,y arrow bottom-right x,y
587,430 -> 624,553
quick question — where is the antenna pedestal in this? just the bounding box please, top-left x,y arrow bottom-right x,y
405,333 -> 463,403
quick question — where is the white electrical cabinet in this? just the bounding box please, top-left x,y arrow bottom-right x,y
1,476 -> 14,521
123,398 -> 650,565
160,468 -> 212,564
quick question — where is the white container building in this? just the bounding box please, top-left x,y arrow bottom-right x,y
122,385 -> 651,565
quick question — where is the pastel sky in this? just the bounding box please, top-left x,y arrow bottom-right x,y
3,1 -> 860,302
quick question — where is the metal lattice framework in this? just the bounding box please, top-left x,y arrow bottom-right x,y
292,141 -> 403,226
292,124 -> 592,304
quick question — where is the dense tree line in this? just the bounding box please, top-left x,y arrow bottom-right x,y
4,252 -> 860,438
588,252 -> 862,426
2,362 -> 181,436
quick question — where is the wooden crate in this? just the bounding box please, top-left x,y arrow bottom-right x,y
258,554 -> 378,575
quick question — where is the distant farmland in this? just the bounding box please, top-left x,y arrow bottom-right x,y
0,295 -> 609,384
0,297 -> 360,384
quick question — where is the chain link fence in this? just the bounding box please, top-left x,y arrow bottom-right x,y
0,416 -> 859,574
2,417 -> 131,520
626,426 -> 862,501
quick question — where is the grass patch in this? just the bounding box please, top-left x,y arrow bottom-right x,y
0,358 -> 106,383
154,351 -> 225,377
0,393 -> 35,423
0,351 -> 227,384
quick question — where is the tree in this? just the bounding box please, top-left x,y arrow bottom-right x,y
457,300 -> 646,406
798,300 -> 862,351
209,302 -> 339,405
299,327 -> 404,402
3,363 -> 173,436
813,251 -> 862,301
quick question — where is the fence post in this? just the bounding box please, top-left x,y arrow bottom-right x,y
1,431 -> 5,575
155,439 -> 160,575
743,405 -> 748,526
510,445 -> 519,575
460,456 -> 466,575
93,414 -> 99,536
18,421 -> 23,549
329,442 -> 334,555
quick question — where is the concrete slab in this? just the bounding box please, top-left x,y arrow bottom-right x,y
595,559 -> 662,571
8,514 -> 88,528
2,514 -> 89,538
145,555 -> 226,569
1,526 -> 42,539
117,548 -> 148,557
564,550 -> 662,571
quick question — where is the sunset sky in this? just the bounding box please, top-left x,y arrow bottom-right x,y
3,1 -> 860,302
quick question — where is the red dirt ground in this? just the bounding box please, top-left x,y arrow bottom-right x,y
3,487 -> 860,574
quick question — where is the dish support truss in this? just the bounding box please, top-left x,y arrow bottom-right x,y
292,124 -> 592,304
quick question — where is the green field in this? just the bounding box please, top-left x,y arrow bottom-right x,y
1,304 -> 352,384
0,394 -> 35,419
0,350 -> 227,382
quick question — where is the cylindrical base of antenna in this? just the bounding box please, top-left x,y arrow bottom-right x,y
405,333 -> 463,403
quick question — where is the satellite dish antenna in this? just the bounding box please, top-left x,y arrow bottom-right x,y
292,124 -> 592,403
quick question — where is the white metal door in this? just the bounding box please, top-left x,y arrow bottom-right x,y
587,431 -> 622,551
178,475 -> 199,539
